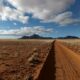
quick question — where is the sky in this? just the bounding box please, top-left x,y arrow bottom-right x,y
0,0 -> 80,39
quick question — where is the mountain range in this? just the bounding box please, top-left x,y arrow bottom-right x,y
20,34 -> 79,39
20,34 -> 53,39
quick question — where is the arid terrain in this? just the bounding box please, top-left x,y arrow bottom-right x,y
0,39 -> 80,80
0,39 -> 53,80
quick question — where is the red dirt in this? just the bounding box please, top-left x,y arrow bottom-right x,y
0,40 -> 52,80
0,40 -> 80,80
37,40 -> 80,80
55,41 -> 80,80
59,39 -> 80,54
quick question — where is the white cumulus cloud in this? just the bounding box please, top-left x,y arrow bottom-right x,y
1,0 -> 79,26
53,12 -> 80,26
8,0 -> 75,21
0,26 -> 53,35
0,1 -> 29,23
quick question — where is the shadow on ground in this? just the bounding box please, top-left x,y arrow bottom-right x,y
37,41 -> 56,80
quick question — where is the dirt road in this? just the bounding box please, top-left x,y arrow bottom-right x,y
37,40 -> 80,80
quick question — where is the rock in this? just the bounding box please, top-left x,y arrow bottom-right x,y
24,74 -> 33,80
28,48 -> 41,66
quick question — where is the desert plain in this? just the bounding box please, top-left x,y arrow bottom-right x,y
0,39 -> 80,80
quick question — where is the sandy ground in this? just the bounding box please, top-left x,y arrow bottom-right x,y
0,39 -> 80,80
55,41 -> 80,80
37,40 -> 80,80
0,40 -> 52,80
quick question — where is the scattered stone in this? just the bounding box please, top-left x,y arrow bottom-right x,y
24,74 -> 33,80
28,48 -> 41,66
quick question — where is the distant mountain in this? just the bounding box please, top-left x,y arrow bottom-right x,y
20,34 -> 53,39
57,36 -> 79,39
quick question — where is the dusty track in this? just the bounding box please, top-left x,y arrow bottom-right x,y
37,41 -> 56,80
37,40 -> 80,80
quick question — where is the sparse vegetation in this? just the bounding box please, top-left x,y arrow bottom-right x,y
0,40 -> 52,80
59,39 -> 80,54
0,39 -> 80,80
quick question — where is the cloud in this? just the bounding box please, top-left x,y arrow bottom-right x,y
1,0 -> 79,26
8,0 -> 75,21
53,12 -> 80,26
0,1 -> 29,23
0,26 -> 53,35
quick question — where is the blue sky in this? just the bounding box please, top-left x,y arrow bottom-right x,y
0,0 -> 80,38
